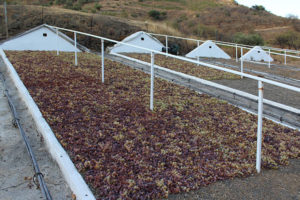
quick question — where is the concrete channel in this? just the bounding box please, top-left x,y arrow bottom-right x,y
107,53 -> 300,129
0,57 -> 73,200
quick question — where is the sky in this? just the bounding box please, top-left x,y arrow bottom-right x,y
236,0 -> 300,18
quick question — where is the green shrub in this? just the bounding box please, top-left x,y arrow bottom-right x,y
148,10 -> 167,20
233,33 -> 264,45
251,5 -> 266,11
275,31 -> 300,49
94,3 -> 102,10
73,2 -> 82,10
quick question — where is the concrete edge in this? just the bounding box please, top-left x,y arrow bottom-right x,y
0,49 -> 96,200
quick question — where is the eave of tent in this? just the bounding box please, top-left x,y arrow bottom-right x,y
186,40 -> 231,59
111,31 -> 165,49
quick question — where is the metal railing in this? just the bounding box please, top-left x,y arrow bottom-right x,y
46,25 -> 300,173
149,32 -> 300,66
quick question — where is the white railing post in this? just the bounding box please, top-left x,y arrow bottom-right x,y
241,47 -> 243,78
165,35 -> 168,57
197,41 -> 200,66
256,80 -> 264,173
56,28 -> 59,55
74,32 -> 77,66
236,44 -> 238,62
150,52 -> 154,111
284,50 -> 287,65
268,49 -> 271,68
101,39 -> 104,83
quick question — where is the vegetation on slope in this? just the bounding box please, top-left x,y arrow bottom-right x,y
6,51 -> 300,199
1,0 -> 300,49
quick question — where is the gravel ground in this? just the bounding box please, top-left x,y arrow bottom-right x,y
0,58 -> 72,200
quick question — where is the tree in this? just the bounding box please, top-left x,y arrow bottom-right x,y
251,5 -> 266,11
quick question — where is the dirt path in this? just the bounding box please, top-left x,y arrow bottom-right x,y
0,59 -> 72,199
254,26 -> 290,32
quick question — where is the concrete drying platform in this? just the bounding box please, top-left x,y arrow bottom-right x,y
0,58 -> 72,199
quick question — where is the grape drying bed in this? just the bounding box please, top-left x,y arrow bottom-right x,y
6,51 -> 300,200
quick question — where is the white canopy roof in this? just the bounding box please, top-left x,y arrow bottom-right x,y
186,40 -> 231,59
0,24 -> 89,52
241,46 -> 273,62
110,31 -> 165,54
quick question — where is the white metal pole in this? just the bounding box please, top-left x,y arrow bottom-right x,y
150,52 -> 154,111
256,80 -> 264,173
165,36 -> 168,56
74,32 -> 77,66
197,40 -> 200,47
197,56 -> 199,66
56,28 -> 59,55
101,39 -> 104,83
235,44 -> 238,62
4,1 -> 8,39
284,50 -> 287,65
241,47 -> 243,78
268,49 -> 271,68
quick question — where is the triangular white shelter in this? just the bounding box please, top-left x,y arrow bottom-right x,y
241,46 -> 273,62
110,31 -> 165,54
186,40 -> 231,59
0,24 -> 88,52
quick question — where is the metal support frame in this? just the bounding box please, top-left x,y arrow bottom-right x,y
165,36 -> 168,56
74,32 -> 77,66
56,28 -> 59,55
268,49 -> 271,68
4,1 -> 9,38
284,50 -> 287,65
197,56 -> 200,66
150,52 -> 154,111
101,39 -> 104,83
256,80 -> 264,173
241,47 -> 243,78
236,44 -> 238,62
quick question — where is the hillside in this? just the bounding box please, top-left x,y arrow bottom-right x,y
1,0 -> 300,50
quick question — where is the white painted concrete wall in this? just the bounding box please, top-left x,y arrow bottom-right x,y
186,40 -> 231,59
110,32 -> 164,54
0,27 -> 80,52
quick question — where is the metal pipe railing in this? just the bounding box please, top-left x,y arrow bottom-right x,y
46,25 -> 300,174
148,32 -> 300,60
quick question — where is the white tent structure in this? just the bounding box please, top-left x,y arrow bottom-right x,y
241,46 -> 273,62
110,31 -> 165,54
186,40 -> 231,59
0,24 -> 88,52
